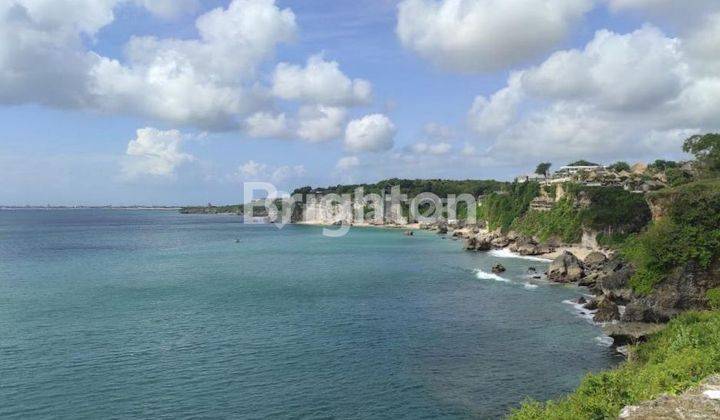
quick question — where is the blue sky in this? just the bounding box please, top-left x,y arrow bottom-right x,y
1,0 -> 719,205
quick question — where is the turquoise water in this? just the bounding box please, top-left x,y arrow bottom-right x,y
0,210 -> 618,419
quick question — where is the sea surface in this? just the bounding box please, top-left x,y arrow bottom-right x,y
0,210 -> 619,419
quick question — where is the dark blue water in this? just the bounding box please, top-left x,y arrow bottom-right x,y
0,210 -> 618,418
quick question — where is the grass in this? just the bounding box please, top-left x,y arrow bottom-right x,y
509,311 -> 720,419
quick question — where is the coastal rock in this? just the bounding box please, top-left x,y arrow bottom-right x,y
491,264 -> 506,274
594,297 -> 620,322
619,374 -> 720,419
602,322 -> 666,346
437,225 -> 448,234
584,251 -> 608,270
491,236 -> 510,248
584,298 -> 599,310
621,261 -> 720,323
548,251 -> 584,283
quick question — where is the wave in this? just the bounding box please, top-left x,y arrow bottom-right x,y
562,299 -> 596,323
594,335 -> 614,347
523,282 -> 539,290
488,248 -> 552,262
475,269 -> 510,282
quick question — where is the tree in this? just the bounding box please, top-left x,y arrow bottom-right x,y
568,159 -> 600,166
683,133 -> 720,175
535,162 -> 552,177
648,159 -> 679,172
608,161 -> 631,172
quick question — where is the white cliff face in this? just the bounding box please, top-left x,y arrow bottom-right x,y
298,195 -> 408,225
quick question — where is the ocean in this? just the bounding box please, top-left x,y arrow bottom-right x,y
0,210 -> 618,418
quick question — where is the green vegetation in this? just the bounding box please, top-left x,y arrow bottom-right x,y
510,311 -> 720,419
706,288 -> 720,311
683,133 -> 720,176
596,231 -> 631,248
479,182 -> 540,232
607,161 -> 631,172
622,179 -> 720,294
648,159 -> 679,172
535,162 -> 552,176
569,186 -> 651,233
511,198 -> 582,243
568,159 -> 600,166
293,178 -> 506,198
502,185 -> 650,244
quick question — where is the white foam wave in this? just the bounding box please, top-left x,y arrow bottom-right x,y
523,282 -> 539,290
475,269 -> 510,282
488,248 -> 552,262
595,335 -> 614,347
562,299 -> 596,322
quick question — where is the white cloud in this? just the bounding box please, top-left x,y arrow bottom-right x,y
468,73 -> 524,135
122,127 -> 194,178
469,25 -> 720,164
244,112 -> 291,138
0,0 -> 298,129
520,26 -> 685,111
271,54 -> 372,106
271,165 -> 306,183
409,142 -> 452,155
396,0 -> 594,72
423,123 -> 455,141
336,156 -> 360,170
240,160 -> 268,177
297,105 -> 347,142
133,0 -> 200,19
344,114 -> 397,152
89,0 -> 297,129
233,160 -> 305,184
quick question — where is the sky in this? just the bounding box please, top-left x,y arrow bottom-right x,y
1,0 -> 719,206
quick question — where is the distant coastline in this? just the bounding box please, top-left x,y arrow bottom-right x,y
0,206 -> 180,210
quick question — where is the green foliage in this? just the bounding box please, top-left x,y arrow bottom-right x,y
666,167 -> 693,187
511,198 -> 582,243
683,133 -> 720,176
607,161 -> 631,172
568,185 -> 652,233
596,231 -> 630,249
295,178 -> 506,198
480,182 -> 540,232
706,288 -> 720,310
567,159 -> 600,166
624,180 -> 720,294
510,311 -> 720,419
535,162 -> 552,176
648,159 -> 679,172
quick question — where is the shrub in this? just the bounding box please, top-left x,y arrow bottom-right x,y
511,198 -> 582,243
625,180 -> 720,294
707,288 -> 720,311
510,311 -> 720,419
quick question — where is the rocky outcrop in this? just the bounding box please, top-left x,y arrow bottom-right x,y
584,251 -> 608,270
548,251 -> 584,283
593,297 -> 620,322
620,374 -> 720,419
492,264 -> 506,274
621,261 -> 720,323
602,322 -> 666,347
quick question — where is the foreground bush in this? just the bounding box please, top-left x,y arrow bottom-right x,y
510,311 -> 720,419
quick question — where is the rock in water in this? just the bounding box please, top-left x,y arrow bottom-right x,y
547,251 -> 584,283
594,297 -> 620,322
491,264 -> 506,274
